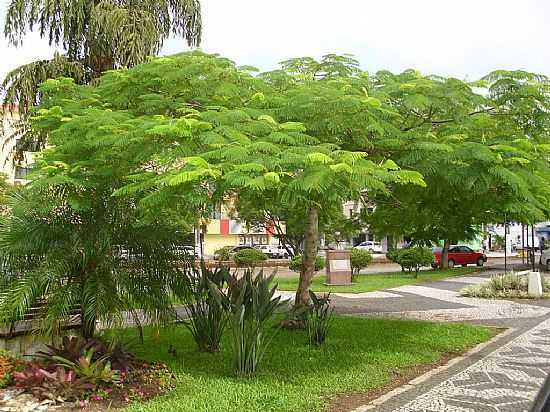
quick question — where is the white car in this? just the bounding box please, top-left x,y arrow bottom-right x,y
256,245 -> 290,259
354,241 -> 383,254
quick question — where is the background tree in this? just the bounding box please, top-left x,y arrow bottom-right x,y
366,69 -> 550,267
236,195 -> 362,256
2,0 -> 202,150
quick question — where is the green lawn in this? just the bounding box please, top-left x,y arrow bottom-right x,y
119,316 -> 493,412
275,267 -> 481,293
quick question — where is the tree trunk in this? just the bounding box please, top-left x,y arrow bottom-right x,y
440,239 -> 451,269
294,206 -> 319,308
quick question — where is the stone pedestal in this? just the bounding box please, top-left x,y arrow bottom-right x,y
325,250 -> 352,285
528,271 -> 543,297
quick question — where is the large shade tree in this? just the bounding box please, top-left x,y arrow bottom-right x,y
15,52 -> 424,309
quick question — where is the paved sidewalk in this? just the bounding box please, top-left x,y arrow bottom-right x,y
320,270 -> 550,412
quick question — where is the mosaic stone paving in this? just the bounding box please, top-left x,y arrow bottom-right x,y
365,284 -> 550,321
389,317 -> 550,412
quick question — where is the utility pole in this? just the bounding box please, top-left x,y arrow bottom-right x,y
521,224 -> 525,265
504,214 -> 508,273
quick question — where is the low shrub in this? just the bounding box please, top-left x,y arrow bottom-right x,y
13,362 -> 94,401
289,255 -> 325,273
53,348 -> 120,386
350,249 -> 373,280
461,272 -> 550,299
39,336 -> 137,372
234,248 -> 267,269
214,246 -> 233,261
389,247 -> 433,277
227,270 -> 286,376
184,264 -> 231,353
306,291 -> 333,346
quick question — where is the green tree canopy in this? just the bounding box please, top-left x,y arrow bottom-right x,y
22,52 -> 424,308
366,69 -> 550,265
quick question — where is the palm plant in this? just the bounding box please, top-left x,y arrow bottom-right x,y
0,187 -> 191,338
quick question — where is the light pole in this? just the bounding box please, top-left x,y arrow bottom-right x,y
504,213 -> 508,273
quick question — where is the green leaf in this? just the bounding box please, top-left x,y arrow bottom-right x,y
257,115 -> 277,125
305,152 -> 333,165
382,159 -> 399,170
280,122 -> 307,132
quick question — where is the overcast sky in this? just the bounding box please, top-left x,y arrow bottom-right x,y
1,0 -> 549,83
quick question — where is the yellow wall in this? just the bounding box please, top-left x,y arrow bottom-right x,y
203,234 -> 240,255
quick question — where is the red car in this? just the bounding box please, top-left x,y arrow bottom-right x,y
432,245 -> 487,268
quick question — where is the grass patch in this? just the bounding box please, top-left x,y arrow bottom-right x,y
117,316 -> 493,412
275,267 -> 481,293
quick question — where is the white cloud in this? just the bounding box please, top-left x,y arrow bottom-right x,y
1,0 -> 549,82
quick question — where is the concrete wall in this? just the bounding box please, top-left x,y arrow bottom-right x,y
203,233 -> 240,255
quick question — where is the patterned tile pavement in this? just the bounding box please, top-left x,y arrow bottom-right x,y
364,284 -> 550,321
388,317 -> 550,412
341,271 -> 550,412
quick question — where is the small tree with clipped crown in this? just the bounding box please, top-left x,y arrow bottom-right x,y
233,249 -> 267,271
288,255 -> 326,273
394,247 -> 434,278
350,249 -> 373,279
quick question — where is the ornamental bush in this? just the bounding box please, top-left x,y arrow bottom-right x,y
394,247 -> 434,278
350,249 -> 373,277
214,246 -> 233,261
234,249 -> 268,269
289,255 -> 325,273
227,271 -> 285,376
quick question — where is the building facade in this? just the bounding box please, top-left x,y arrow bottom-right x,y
200,203 -> 281,256
0,109 -> 32,185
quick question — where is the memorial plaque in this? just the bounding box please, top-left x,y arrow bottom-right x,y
325,250 -> 352,285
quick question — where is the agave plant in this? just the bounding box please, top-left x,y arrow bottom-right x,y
38,336 -> 106,363
38,335 -> 137,372
306,291 -> 334,347
183,263 -> 231,353
227,270 -> 287,376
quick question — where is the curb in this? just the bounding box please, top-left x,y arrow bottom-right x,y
351,327 -> 516,411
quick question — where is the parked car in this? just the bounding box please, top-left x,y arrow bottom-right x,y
539,248 -> 550,270
255,245 -> 290,259
432,245 -> 487,268
354,241 -> 383,254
